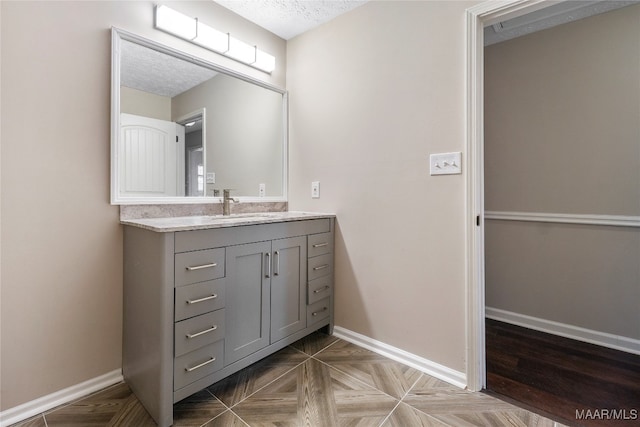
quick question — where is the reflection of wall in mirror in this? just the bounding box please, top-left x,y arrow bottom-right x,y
172,74 -> 283,198
120,87 -> 171,121
121,78 -> 283,198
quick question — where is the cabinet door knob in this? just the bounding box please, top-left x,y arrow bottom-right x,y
312,307 -> 328,316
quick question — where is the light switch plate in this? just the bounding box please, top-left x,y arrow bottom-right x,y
259,183 -> 266,197
311,181 -> 320,198
430,152 -> 462,175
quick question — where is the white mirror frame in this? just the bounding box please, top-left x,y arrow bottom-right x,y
110,27 -> 288,205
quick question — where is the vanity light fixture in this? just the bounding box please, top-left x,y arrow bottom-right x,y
226,36 -> 257,64
154,4 -> 276,73
193,21 -> 228,53
155,4 -> 196,40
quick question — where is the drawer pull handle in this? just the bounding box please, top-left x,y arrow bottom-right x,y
312,307 -> 328,316
313,264 -> 329,271
312,242 -> 328,248
185,357 -> 216,372
186,325 -> 218,339
187,294 -> 218,305
313,286 -> 331,294
186,262 -> 217,271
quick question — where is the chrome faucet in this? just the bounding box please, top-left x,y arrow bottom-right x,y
222,189 -> 238,216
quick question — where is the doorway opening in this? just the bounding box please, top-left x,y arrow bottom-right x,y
467,1 -> 640,425
177,109 -> 206,197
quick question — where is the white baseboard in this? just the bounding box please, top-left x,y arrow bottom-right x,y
0,369 -> 123,427
486,307 -> 640,355
333,326 -> 467,390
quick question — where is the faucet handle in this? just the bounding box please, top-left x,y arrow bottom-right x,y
222,189 -> 238,203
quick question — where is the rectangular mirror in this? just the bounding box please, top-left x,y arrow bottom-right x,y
111,28 -> 287,204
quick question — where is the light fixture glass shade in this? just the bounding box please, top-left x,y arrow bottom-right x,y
226,36 -> 256,63
194,22 -> 229,53
155,5 -> 197,40
254,49 -> 276,73
153,5 -> 275,74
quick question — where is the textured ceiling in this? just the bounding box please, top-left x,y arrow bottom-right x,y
214,0 -> 368,40
120,40 -> 217,98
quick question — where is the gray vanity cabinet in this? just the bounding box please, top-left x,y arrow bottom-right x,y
123,217 -> 334,427
225,236 -> 306,364
224,241 -> 271,364
269,236 -> 307,342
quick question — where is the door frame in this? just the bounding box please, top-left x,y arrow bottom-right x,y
465,0 -> 552,392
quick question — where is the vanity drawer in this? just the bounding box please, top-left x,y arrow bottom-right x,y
175,248 -> 225,286
307,276 -> 332,305
174,340 -> 224,391
308,232 -> 333,258
175,310 -> 225,357
307,298 -> 330,325
308,254 -> 333,282
175,279 -> 225,322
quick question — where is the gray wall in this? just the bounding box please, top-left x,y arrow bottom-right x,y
484,4 -> 640,339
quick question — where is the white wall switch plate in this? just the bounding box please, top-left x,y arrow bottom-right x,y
311,181 -> 320,198
206,172 -> 216,184
430,152 -> 462,175
259,183 -> 266,197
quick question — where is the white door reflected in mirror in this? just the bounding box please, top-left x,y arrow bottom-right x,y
120,113 -> 185,197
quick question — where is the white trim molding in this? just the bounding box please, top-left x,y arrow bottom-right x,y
485,211 -> 640,228
486,307 -> 640,356
465,0 -> 550,393
333,326 -> 467,390
0,369 -> 123,427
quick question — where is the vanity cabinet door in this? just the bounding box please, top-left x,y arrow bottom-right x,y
270,236 -> 307,343
224,241 -> 271,365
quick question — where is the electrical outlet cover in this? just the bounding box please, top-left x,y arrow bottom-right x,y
311,181 -> 320,198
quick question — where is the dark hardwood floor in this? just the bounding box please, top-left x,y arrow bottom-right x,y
486,319 -> 640,427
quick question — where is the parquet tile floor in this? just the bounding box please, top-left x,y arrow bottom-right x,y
11,332 -> 564,427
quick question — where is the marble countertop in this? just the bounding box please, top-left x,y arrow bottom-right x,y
121,211 -> 335,232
